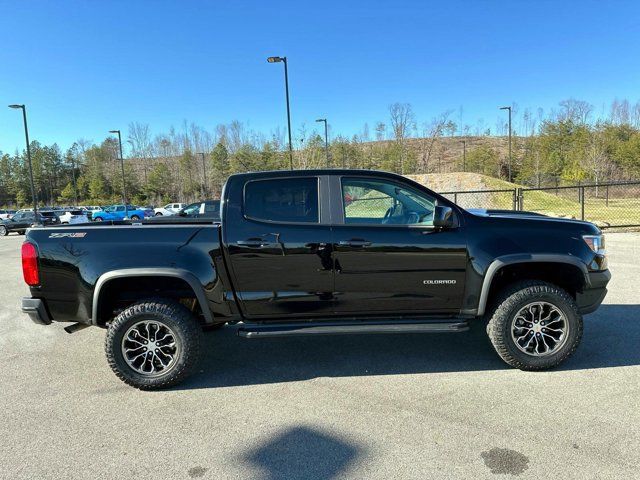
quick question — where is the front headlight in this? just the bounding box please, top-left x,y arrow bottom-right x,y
583,234 -> 608,270
583,234 -> 606,255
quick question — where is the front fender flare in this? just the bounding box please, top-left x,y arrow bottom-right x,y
92,268 -> 214,325
476,254 -> 590,316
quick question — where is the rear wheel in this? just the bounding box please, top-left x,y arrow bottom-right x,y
486,281 -> 582,370
155,212 -> 163,216
0,225 -> 7,236
94,217 -> 103,222
130,215 -> 140,221
105,299 -> 202,390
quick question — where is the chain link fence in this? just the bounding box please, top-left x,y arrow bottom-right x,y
439,181 -> 640,229
439,189 -> 517,211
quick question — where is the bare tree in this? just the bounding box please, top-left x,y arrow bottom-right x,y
418,110 -> 453,173
632,101 -> 640,128
374,122 -> 386,141
559,98 -> 594,124
127,122 -> 152,185
388,103 -> 415,173
610,99 -> 631,125
581,131 -> 612,195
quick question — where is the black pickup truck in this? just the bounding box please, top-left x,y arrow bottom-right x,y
21,169 -> 610,389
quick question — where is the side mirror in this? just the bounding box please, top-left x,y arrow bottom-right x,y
433,205 -> 454,228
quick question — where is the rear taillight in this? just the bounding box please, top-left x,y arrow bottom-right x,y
21,242 -> 40,286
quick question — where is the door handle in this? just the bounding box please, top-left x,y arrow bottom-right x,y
236,239 -> 270,247
339,239 -> 371,247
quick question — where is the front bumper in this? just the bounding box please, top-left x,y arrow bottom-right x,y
22,298 -> 52,325
576,270 -> 611,314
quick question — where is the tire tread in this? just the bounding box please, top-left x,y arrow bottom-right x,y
486,280 -> 583,370
105,298 -> 201,390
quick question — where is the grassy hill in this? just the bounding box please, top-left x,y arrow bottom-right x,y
363,135 -> 512,174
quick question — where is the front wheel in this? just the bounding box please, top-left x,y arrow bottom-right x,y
155,212 -> 163,216
105,299 -> 202,390
94,217 -> 103,222
0,225 -> 7,236
130,215 -> 140,221
486,281 -> 583,370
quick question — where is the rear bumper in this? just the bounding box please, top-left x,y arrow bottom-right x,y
576,270 -> 611,315
22,298 -> 52,325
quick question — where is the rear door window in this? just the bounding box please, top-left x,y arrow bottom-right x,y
244,178 -> 319,223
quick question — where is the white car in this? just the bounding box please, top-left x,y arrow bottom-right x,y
59,209 -> 89,224
153,203 -> 185,216
0,209 -> 16,220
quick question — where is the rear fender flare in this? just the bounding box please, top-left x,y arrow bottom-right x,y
476,254 -> 590,316
92,268 -> 214,325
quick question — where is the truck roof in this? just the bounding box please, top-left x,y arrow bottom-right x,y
228,168 -> 406,179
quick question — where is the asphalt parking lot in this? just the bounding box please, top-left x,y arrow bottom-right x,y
0,233 -> 638,479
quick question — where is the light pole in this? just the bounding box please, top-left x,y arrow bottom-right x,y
315,118 -> 329,167
500,106 -> 512,182
267,56 -> 293,170
198,152 -> 207,198
109,130 -> 128,219
461,139 -> 466,172
8,104 -> 38,220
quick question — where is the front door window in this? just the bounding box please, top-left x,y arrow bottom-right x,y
341,178 -> 436,226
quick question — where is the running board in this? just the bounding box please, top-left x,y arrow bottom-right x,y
237,319 -> 469,338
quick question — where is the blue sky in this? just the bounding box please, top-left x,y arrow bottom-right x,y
1,0 -> 639,154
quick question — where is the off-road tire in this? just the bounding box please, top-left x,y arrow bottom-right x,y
486,281 -> 583,370
105,298 -> 202,390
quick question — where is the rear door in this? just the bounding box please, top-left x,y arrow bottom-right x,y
331,175 -> 468,315
223,175 -> 334,318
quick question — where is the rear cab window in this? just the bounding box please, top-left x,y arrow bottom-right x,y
244,177 -> 319,223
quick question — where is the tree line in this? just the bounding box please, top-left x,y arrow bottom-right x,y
1,98 -> 640,207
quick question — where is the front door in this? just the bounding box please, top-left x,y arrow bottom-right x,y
332,175 -> 467,315
11,212 -> 33,230
224,175 -> 334,318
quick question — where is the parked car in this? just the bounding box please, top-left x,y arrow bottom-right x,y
91,205 -> 149,222
180,201 -> 220,219
138,206 -> 155,218
59,209 -> 90,224
153,203 -> 185,216
84,206 -> 103,221
0,209 -> 16,220
146,200 -> 220,223
21,169 -> 610,389
1,210 -> 60,235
